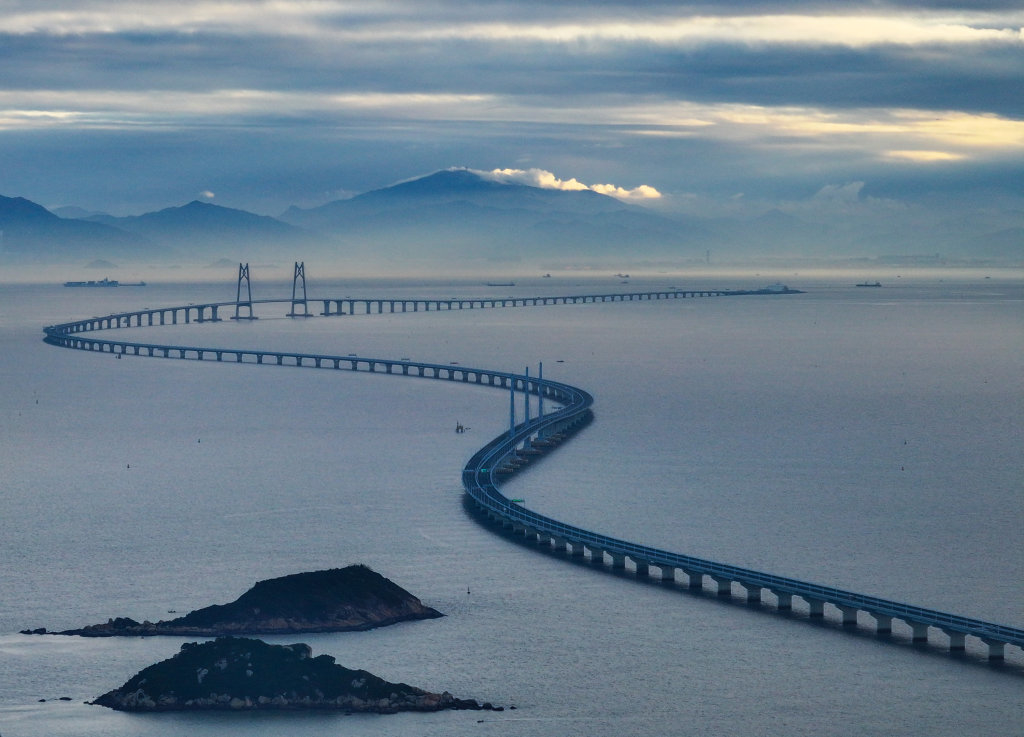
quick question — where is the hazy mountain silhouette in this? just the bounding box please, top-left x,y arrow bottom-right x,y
0,195 -> 151,262
280,169 -> 709,264
89,200 -> 319,260
6,170 -> 1020,268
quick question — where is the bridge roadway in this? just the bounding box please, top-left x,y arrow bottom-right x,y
42,292 -> 1024,664
49,287 -> 729,334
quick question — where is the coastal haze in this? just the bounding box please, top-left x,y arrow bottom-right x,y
2,0 -> 1023,734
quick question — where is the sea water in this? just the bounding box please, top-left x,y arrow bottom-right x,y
0,272 -> 1022,737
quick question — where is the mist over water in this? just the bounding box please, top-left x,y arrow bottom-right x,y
1,273 -> 1021,736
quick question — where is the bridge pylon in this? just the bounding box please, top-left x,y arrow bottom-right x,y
287,261 -> 312,317
232,262 -> 257,320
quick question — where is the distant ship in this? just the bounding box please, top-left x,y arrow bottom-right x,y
64,278 -> 146,287
856,281 -> 882,287
486,282 -> 515,287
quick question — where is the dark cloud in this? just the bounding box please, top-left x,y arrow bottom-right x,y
0,0 -> 1020,244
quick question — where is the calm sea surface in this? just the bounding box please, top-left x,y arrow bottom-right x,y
1,272 -> 1022,736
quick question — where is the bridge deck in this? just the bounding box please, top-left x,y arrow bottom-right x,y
42,290 -> 1023,662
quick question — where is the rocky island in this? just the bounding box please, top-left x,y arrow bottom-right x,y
24,566 -> 442,636
92,636 -> 495,713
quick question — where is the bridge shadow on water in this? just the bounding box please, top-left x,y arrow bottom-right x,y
460,494 -> 1024,677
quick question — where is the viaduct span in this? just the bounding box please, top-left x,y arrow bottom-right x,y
42,276 -> 1023,665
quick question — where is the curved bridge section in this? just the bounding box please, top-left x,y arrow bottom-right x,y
42,292 -> 1024,664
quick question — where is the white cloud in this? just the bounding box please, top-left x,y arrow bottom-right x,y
3,4 -> 1020,50
199,190 -> 215,199
477,167 -> 661,201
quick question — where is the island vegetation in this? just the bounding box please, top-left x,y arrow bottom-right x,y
92,636 -> 496,713
23,565 -> 442,636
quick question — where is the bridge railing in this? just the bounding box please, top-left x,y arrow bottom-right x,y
42,291 -> 1022,658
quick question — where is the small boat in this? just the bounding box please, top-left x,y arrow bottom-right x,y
856,281 -> 882,287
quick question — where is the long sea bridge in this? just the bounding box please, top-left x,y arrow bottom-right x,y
43,265 -> 1023,665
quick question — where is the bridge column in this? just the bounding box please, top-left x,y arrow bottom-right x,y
806,598 -> 825,618
773,591 -> 793,611
660,565 -> 675,583
982,639 -> 1005,661
711,576 -> 732,597
678,570 -> 700,590
872,614 -> 893,634
536,531 -> 551,547
838,606 -> 858,627
570,541 -> 586,558
551,536 -> 568,554
942,629 -> 966,652
634,560 -> 650,577
588,546 -> 604,565
909,621 -> 929,643
740,583 -> 762,603
610,553 -> 626,570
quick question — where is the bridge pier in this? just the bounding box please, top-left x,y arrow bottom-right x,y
909,621 -> 929,644
773,591 -> 793,611
741,583 -> 762,603
807,598 -> 825,618
711,576 -> 732,597
982,639 -> 1006,661
838,606 -> 858,627
660,565 -> 675,583
683,570 -> 703,590
872,614 -> 893,634
610,553 -> 626,570
942,629 -> 966,652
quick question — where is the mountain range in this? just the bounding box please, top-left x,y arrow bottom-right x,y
2,169 -> 1020,269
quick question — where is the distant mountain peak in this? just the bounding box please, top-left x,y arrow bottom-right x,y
0,194 -> 58,223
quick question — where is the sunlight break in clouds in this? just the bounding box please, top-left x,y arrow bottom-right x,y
884,150 -> 966,162
479,168 -> 661,201
3,4 -> 1020,50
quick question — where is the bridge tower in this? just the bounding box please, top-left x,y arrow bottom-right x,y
508,380 -> 516,449
232,262 -> 257,320
524,366 -> 531,426
287,261 -> 312,317
536,362 -> 545,439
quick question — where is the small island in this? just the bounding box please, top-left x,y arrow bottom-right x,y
92,636 -> 495,713
24,565 -> 442,636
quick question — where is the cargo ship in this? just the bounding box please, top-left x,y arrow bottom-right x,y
64,278 -> 146,287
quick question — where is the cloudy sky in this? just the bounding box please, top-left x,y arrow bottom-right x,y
2,0 -> 1022,223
